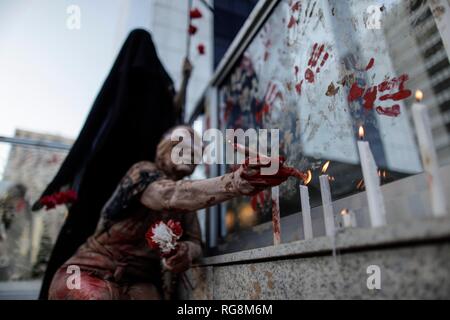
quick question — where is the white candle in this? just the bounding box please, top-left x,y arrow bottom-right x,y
412,91 -> 448,217
357,127 -> 387,227
299,184 -> 313,240
271,186 -> 281,245
319,175 -> 335,237
340,209 -> 356,228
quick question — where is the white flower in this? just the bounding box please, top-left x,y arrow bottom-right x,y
151,222 -> 177,254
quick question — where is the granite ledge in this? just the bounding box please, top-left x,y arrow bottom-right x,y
197,216 -> 450,267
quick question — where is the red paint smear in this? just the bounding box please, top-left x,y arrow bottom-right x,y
295,80 -> 303,95
292,1 -> 301,11
348,82 -> 365,101
305,69 -> 315,83
363,86 -> 378,110
287,15 -> 297,29
378,79 -> 393,92
365,58 -> 375,71
320,52 -> 329,68
376,105 -> 401,117
309,44 -> 325,67
279,165 -> 306,181
308,43 -> 318,66
379,74 -> 411,101
255,103 -> 270,124
251,192 -> 266,211
271,199 -> 281,239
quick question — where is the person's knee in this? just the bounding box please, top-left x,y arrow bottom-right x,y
49,269 -> 114,300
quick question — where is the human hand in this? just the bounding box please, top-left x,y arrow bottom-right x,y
233,157 -> 289,195
164,242 -> 192,274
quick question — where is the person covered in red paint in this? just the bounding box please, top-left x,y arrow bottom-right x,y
48,126 -> 291,300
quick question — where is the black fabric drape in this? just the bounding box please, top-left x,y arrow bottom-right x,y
33,29 -> 178,299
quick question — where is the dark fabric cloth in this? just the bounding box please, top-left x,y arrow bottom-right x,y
33,29 -> 178,299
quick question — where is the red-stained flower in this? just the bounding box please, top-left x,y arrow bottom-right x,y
188,24 -> 198,35
39,190 -> 78,210
190,8 -> 203,19
167,219 -> 183,237
197,43 -> 206,55
145,220 -> 183,257
40,195 -> 57,210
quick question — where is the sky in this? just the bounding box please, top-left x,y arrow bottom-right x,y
0,0 -> 153,139
0,0 -> 152,175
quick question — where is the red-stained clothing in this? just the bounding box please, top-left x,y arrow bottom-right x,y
48,206 -> 201,300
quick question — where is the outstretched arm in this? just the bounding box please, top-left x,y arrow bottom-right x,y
140,160 -> 288,213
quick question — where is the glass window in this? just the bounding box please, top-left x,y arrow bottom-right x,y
216,0 -> 450,253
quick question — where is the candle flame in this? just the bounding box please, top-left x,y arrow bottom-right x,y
340,208 -> 350,216
321,161 -> 331,174
358,126 -> 365,140
415,90 -> 424,102
303,170 -> 312,185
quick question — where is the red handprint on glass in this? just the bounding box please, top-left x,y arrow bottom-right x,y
305,43 -> 329,83
348,72 -> 412,117
256,81 -> 284,123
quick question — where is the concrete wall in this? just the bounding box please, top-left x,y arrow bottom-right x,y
180,217 -> 450,299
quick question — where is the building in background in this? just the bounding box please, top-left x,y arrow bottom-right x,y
0,129 -> 73,280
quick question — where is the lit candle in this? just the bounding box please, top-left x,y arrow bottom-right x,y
357,126 -> 387,227
319,161 -> 335,237
340,209 -> 356,228
271,186 -> 281,245
299,170 -> 313,240
412,90 -> 448,217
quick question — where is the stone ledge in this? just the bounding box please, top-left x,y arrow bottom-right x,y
197,216 -> 450,267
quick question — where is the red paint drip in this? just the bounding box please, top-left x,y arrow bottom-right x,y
365,58 -> 375,71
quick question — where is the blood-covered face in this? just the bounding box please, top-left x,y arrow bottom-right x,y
155,126 -> 202,180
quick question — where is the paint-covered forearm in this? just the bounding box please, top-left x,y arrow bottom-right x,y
140,167 -> 257,213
